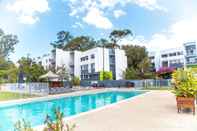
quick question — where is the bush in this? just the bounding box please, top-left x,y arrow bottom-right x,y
156,67 -> 175,79
172,68 -> 197,97
99,71 -> 113,80
71,76 -> 80,86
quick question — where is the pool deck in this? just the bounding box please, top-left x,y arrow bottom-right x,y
67,90 -> 197,131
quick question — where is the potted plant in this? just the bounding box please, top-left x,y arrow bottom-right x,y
172,68 -> 197,115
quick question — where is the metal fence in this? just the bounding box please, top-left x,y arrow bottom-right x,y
0,81 -> 72,96
80,79 -> 172,89
0,83 -> 49,96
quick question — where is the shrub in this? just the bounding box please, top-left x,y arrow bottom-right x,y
71,76 -> 80,86
99,71 -> 113,80
156,67 -> 175,79
172,68 -> 197,97
14,108 -> 76,131
14,119 -> 34,131
44,108 -> 76,131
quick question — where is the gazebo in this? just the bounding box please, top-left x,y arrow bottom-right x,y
39,71 -> 63,88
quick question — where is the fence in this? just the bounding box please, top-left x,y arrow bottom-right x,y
0,81 -> 72,96
0,83 -> 49,96
80,79 -> 172,89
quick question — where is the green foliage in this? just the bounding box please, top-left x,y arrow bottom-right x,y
14,119 -> 34,131
172,68 -> 197,97
0,57 -> 18,83
50,31 -> 73,49
122,45 -> 154,79
64,36 -> 96,51
50,29 -> 133,51
99,71 -> 113,80
0,28 -> 19,58
18,57 -> 47,82
123,67 -> 138,80
122,45 -> 148,69
109,29 -> 133,46
14,109 -> 76,131
44,108 -> 76,131
71,76 -> 80,86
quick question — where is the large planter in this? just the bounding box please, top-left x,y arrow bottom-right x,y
176,97 -> 195,115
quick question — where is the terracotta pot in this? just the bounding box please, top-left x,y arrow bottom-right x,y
176,97 -> 195,115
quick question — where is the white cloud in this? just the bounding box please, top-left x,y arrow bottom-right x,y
67,0 -> 166,29
6,0 -> 50,24
113,9 -> 126,18
83,7 -> 113,29
140,17 -> 197,51
72,22 -> 84,29
119,17 -> 197,52
132,0 -> 167,11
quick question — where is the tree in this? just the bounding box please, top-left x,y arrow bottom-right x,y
64,36 -> 96,51
0,28 -> 19,58
97,38 -> 110,47
109,29 -> 133,48
122,45 -> 148,69
0,57 -> 18,83
123,67 -> 138,80
18,57 -> 47,82
122,45 -> 154,79
50,31 -> 73,49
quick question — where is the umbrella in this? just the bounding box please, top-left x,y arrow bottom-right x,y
39,71 -> 60,79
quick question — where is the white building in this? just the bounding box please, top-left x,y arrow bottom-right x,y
184,42 -> 197,67
35,53 -> 53,70
149,48 -> 185,71
159,48 -> 185,69
54,47 -> 127,80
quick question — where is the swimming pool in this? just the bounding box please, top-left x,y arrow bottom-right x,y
0,91 -> 144,131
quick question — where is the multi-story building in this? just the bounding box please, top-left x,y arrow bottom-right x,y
159,48 -> 185,69
184,42 -> 197,67
35,53 -> 53,70
149,48 -> 185,71
54,47 -> 127,80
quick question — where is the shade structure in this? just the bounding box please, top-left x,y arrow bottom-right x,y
39,71 -> 60,79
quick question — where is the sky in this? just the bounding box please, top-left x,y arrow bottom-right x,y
0,0 -> 197,62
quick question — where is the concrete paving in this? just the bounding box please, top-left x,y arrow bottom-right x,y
68,91 -> 197,131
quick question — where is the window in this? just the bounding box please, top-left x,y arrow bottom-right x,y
91,54 -> 95,59
169,52 -> 176,57
91,63 -> 95,73
161,54 -> 168,58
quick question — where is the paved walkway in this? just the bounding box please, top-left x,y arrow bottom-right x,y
68,91 -> 197,131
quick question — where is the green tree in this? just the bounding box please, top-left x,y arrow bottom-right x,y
50,31 -> 73,49
18,57 -> 47,82
64,36 -> 96,51
0,28 -> 19,58
122,45 -> 154,79
109,29 -> 133,48
0,57 -> 18,83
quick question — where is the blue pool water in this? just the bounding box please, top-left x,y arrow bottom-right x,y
0,91 -> 144,131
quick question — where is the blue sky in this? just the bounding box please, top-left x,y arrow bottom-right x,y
0,0 -> 197,62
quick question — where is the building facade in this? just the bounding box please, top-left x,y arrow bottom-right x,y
184,42 -> 197,67
54,47 -> 127,80
149,48 -> 185,71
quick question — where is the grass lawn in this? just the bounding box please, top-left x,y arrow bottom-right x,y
0,91 -> 36,101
